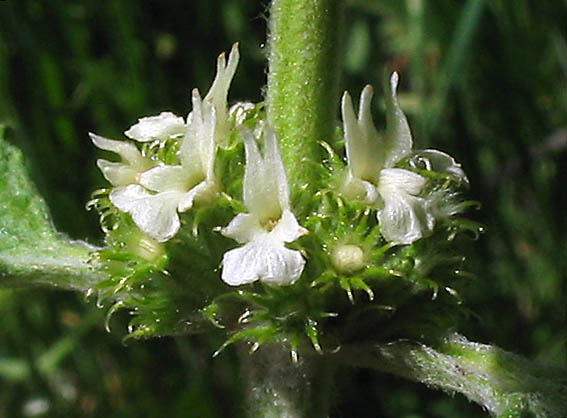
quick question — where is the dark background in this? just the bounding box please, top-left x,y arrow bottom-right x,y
0,1 -> 565,417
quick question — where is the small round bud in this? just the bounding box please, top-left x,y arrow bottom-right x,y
331,244 -> 365,273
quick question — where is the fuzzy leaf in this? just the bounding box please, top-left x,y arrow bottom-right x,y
0,126 -> 107,290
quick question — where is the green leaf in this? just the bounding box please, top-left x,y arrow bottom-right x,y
0,125 -> 107,290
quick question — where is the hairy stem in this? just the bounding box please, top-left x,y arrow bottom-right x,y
335,333 -> 567,418
239,344 -> 334,418
267,0 -> 344,195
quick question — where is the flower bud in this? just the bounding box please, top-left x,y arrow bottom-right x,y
331,244 -> 365,273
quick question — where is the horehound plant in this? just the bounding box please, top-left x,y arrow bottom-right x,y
0,1 -> 565,417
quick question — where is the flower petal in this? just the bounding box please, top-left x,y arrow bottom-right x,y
90,133 -> 145,167
221,238 -> 305,286
411,149 -> 469,184
377,192 -> 434,245
139,165 -> 191,193
221,213 -> 264,244
199,101 -> 218,180
377,168 -> 433,244
110,185 -> 183,242
124,112 -> 186,142
204,43 -> 240,146
180,90 -> 205,172
384,72 -> 413,168
270,209 -> 308,243
204,43 -> 240,106
341,88 -> 384,183
263,127 -> 291,211
241,130 -> 282,220
96,159 -> 139,186
379,168 -> 426,196
179,90 -> 217,181
177,180 -> 218,212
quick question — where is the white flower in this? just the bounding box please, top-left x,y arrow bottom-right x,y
221,128 -> 308,286
109,87 -> 220,243
341,73 -> 466,245
124,112 -> 187,142
91,111 -> 189,189
95,44 -> 240,242
89,133 -> 153,187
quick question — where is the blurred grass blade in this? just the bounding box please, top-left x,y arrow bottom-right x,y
423,0 -> 484,136
0,125 -> 107,290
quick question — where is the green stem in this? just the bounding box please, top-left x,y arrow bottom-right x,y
238,344 -> 334,418
267,0 -> 344,194
335,333 -> 567,418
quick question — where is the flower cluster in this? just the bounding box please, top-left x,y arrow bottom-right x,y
91,44 -> 310,288
92,44 -> 467,285
92,44 -> 240,243
89,45 -> 476,348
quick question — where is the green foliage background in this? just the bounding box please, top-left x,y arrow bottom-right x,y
0,0 -> 565,417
